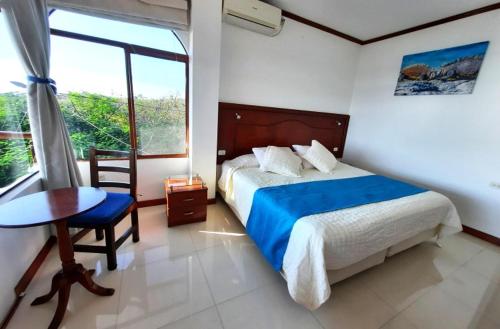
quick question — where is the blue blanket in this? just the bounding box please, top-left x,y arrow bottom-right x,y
246,175 -> 427,271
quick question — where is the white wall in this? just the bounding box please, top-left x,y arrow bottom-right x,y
219,18 -> 361,114
0,175 -> 49,320
345,11 -> 500,237
188,0 -> 222,199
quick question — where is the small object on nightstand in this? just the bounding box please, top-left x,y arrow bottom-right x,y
164,174 -> 207,227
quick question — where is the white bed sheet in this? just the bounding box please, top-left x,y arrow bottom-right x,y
218,161 -> 462,310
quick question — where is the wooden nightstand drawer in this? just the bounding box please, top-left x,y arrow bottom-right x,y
164,175 -> 208,227
167,205 -> 207,227
167,189 -> 207,208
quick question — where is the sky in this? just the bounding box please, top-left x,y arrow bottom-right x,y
401,41 -> 489,69
0,10 -> 186,99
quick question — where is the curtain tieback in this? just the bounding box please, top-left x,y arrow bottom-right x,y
27,75 -> 57,94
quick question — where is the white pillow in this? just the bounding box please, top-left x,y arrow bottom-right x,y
292,145 -> 314,169
229,153 -> 259,168
261,146 -> 302,177
252,146 -> 291,168
252,147 -> 267,167
303,140 -> 337,173
218,154 -> 258,192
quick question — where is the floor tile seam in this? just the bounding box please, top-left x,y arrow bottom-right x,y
213,279 -> 280,307
384,268 -> 477,329
373,312 -> 402,329
189,230 -> 225,252
116,246 -> 200,270
435,269 -> 500,326
458,242 -> 487,264
193,252 -> 227,329
438,282 -> 499,325
155,304 -> 219,329
350,274 -> 401,314
112,269 -> 126,329
309,309 -> 327,329
461,253 -> 500,283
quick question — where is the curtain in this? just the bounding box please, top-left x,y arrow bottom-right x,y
47,0 -> 189,30
0,0 -> 82,190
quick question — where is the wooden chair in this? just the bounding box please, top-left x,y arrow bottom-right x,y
68,148 -> 139,270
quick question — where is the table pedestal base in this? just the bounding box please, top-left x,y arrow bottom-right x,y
31,221 -> 114,329
32,264 -> 114,329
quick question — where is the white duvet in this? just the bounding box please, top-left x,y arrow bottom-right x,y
218,160 -> 462,310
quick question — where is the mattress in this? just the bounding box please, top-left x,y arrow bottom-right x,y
218,160 -> 462,310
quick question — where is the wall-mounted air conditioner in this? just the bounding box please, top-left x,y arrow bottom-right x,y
223,0 -> 284,36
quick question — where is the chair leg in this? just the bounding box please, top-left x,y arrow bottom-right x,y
95,228 -> 104,241
104,226 -> 117,271
131,209 -> 140,243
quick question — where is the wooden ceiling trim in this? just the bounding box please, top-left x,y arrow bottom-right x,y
362,2 -> 500,44
281,10 -> 363,44
280,3 -> 500,45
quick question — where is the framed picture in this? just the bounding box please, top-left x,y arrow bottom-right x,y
395,41 -> 489,96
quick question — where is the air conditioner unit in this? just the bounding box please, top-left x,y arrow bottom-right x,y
223,0 -> 284,36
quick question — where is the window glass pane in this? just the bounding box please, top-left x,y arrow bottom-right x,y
0,13 -> 36,193
50,10 -> 186,54
51,36 -> 130,160
131,54 -> 186,155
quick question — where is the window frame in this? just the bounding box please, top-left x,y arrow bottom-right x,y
50,27 -> 189,160
0,131 -> 39,197
0,170 -> 39,198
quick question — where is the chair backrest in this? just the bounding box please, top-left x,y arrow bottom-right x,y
89,147 -> 137,199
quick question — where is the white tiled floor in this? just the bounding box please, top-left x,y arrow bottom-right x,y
7,202 -> 500,329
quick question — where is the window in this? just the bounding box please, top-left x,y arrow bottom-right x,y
0,13 -> 37,194
49,10 -> 188,159
51,36 -> 130,158
131,54 -> 187,155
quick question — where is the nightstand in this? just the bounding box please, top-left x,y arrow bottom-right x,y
164,175 -> 207,227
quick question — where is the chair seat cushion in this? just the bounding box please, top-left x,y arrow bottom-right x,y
69,192 -> 134,227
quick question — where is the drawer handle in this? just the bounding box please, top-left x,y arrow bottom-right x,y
183,198 -> 195,202
184,211 -> 194,216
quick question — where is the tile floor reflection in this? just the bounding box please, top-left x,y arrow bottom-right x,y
7,201 -> 500,329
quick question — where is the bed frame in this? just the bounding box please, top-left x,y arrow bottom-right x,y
218,189 -> 440,285
217,102 -> 350,164
324,227 -> 439,284
216,102 -> 441,285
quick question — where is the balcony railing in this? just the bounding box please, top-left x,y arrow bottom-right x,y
0,130 -> 35,159
0,131 -> 32,140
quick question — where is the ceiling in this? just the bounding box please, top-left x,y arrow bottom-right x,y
268,0 -> 499,40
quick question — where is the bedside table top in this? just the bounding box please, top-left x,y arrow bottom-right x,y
165,174 -> 207,193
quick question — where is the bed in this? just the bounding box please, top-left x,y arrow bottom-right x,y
216,102 -> 462,310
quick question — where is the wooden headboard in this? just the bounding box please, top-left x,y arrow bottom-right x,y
217,102 -> 350,164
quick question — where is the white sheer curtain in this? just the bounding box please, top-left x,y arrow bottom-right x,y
0,0 -> 82,189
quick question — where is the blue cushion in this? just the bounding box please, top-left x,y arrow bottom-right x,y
69,192 -> 134,227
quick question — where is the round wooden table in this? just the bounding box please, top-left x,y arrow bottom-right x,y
0,187 -> 114,329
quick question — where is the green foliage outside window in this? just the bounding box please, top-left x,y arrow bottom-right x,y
0,93 -> 33,188
134,95 -> 186,155
0,91 -> 186,189
59,92 -> 131,159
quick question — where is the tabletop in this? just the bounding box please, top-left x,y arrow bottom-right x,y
0,187 -> 106,228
